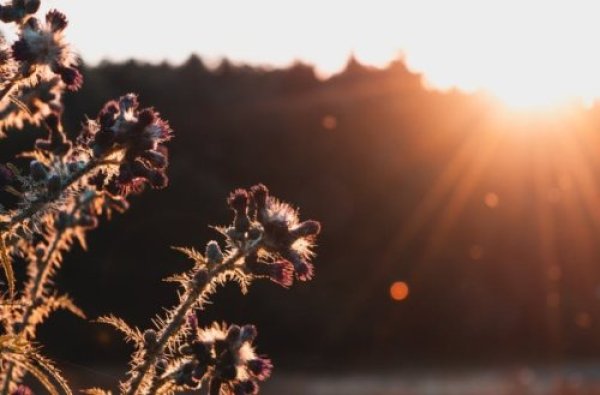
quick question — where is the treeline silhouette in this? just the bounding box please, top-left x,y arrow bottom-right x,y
5,55 -> 600,371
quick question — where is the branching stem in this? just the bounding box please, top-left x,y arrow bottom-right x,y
124,249 -> 248,395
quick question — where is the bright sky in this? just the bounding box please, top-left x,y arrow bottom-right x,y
35,1 -> 600,107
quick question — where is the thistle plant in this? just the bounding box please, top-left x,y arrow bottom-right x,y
0,1 -> 321,395
95,185 -> 321,395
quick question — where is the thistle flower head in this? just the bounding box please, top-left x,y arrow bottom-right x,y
85,94 -> 173,194
244,184 -> 321,281
178,323 -> 272,394
12,10 -> 82,90
0,0 -> 40,23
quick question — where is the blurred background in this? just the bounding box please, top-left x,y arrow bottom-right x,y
7,1 -> 600,394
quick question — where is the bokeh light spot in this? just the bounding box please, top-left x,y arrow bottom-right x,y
322,115 -> 338,130
390,281 -> 410,301
484,192 -> 499,208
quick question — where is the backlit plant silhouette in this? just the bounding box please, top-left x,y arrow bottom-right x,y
0,1 -> 321,394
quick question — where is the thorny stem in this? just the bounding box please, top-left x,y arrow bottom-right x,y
0,149 -> 119,394
0,77 -> 19,107
0,195 -> 92,395
4,159 -> 98,231
124,249 -> 248,395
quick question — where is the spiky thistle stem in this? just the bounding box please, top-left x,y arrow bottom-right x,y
123,250 -> 247,395
0,193 -> 93,394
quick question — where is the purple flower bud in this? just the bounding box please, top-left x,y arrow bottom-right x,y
225,325 -> 241,345
57,66 -> 83,91
247,358 -> 272,380
98,101 -> 119,128
290,220 -> 321,239
119,94 -> 138,112
24,16 -> 40,30
205,240 -> 224,264
250,184 -> 269,209
148,169 -> 168,189
12,38 -> 33,62
228,189 -> 249,212
269,260 -> 294,287
46,9 -> 68,32
24,0 -> 40,14
0,6 -> 17,22
240,325 -> 257,343
137,108 -> 156,127
141,150 -> 168,168
294,260 -> 314,281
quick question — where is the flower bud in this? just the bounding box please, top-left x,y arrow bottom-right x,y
205,240 -> 224,264
247,358 -> 272,380
143,329 -> 158,348
225,325 -> 241,346
240,325 -> 257,343
45,9 -> 67,32
24,0 -> 40,14
290,220 -> 321,239
250,184 -> 269,209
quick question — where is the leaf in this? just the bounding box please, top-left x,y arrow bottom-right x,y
0,233 -> 15,299
1,338 -> 72,395
0,334 -> 29,354
171,246 -> 206,267
96,315 -> 143,345
26,349 -> 73,395
28,294 -> 86,331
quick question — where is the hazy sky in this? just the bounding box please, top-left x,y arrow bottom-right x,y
33,1 -> 600,107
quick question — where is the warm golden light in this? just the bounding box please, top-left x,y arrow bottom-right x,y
390,281 -> 410,301
45,1 -> 600,109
